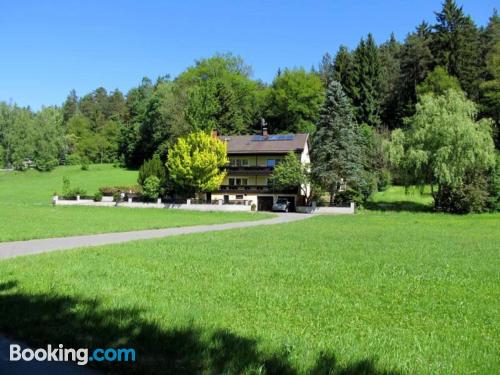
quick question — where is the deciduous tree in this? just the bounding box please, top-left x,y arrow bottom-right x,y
167,131 -> 228,194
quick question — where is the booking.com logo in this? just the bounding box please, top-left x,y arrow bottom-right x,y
9,344 -> 136,366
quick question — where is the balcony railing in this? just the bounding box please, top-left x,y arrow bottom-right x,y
217,185 -> 298,194
225,166 -> 274,175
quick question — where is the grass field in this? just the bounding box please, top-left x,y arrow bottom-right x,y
366,186 -> 434,212
0,211 -> 498,374
0,165 -> 270,242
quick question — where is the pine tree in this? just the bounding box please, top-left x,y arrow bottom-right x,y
333,45 -> 356,102
311,81 -> 365,203
62,89 -> 78,124
318,52 -> 334,88
352,34 -> 382,127
398,23 -> 434,121
379,33 -> 402,129
432,0 -> 482,98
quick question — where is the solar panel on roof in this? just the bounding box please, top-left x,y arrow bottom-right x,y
268,135 -> 294,141
251,134 -> 295,141
251,135 -> 265,141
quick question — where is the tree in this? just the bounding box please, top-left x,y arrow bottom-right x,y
120,77 -> 155,167
265,68 -> 324,133
432,0 -> 482,98
332,45 -> 357,102
479,41 -> 500,147
33,107 -> 64,171
318,52 -> 334,88
138,154 -> 167,187
352,34 -> 382,127
62,89 -> 78,124
269,151 -> 310,202
390,90 -> 495,213
167,131 -> 228,194
311,81 -> 365,204
178,54 -> 264,135
379,34 -> 402,129
398,23 -> 434,121
416,66 -> 461,96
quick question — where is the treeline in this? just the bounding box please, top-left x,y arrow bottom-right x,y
0,0 -> 498,172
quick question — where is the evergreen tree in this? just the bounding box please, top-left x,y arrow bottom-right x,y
432,0 -> 482,98
62,90 -> 78,124
379,33 -> 402,129
311,81 -> 365,204
352,34 -> 382,127
398,23 -> 434,121
318,52 -> 334,88
332,45 -> 356,102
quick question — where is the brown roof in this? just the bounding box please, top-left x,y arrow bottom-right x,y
219,134 -> 309,154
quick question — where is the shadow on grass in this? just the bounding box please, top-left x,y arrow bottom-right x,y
364,200 -> 433,213
0,281 -> 399,374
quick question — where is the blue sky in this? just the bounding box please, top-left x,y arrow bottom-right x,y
0,0 -> 496,109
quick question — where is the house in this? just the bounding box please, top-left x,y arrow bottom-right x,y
209,128 -> 310,211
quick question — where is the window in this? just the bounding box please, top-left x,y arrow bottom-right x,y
266,159 -> 276,168
235,194 -> 244,199
230,159 -> 249,167
229,178 -> 247,186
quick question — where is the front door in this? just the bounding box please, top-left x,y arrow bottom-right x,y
257,196 -> 273,211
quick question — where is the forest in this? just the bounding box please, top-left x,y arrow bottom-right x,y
0,0 -> 499,212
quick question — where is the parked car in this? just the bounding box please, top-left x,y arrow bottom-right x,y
272,199 -> 290,212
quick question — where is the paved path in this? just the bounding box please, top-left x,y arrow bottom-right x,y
0,213 -> 310,260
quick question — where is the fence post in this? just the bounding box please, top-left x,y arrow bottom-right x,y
350,202 -> 355,213
187,199 -> 191,205
76,195 -> 80,202
52,195 -> 58,205
128,197 -> 132,204
157,198 -> 162,204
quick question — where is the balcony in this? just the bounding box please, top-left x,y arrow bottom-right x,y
216,185 -> 298,194
225,166 -> 273,175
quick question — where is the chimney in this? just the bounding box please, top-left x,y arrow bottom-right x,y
261,118 -> 268,137
211,129 -> 218,138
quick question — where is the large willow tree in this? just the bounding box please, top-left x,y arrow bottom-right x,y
390,89 -> 495,212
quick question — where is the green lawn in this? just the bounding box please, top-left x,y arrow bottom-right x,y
366,186 -> 434,212
0,213 -> 498,374
0,164 -> 270,242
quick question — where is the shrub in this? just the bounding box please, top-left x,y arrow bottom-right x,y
35,158 -> 58,172
99,186 -> 118,196
99,185 -> 142,196
64,187 -> 87,200
65,154 -> 81,165
488,153 -> 500,211
251,203 -> 257,212
377,169 -> 391,191
333,189 -> 364,207
434,177 -> 489,213
113,191 -> 122,202
93,192 -> 103,202
142,176 -> 161,201
138,155 -> 167,187
81,158 -> 90,171
62,177 -> 71,197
